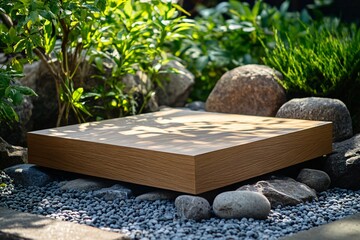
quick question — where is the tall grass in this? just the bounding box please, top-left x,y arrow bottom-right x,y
263,19 -> 360,131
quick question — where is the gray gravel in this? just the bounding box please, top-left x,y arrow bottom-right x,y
1,181 -> 360,239
0,171 -> 14,196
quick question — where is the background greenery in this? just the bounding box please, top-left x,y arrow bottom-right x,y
0,0 -> 359,132
0,0 -> 192,126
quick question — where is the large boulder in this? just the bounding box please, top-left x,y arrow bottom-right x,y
237,177 -> 317,208
324,134 -> 360,190
175,195 -> 211,221
296,168 -> 331,192
213,191 -> 271,219
156,60 -> 195,107
205,64 -> 286,117
276,97 -> 353,142
0,137 -> 27,170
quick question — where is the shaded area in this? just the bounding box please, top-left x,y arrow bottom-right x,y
282,213 -> 360,240
0,231 -> 32,240
0,207 -> 128,240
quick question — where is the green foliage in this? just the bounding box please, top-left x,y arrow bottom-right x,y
263,19 -> 360,128
0,0 -> 106,126
86,0 -> 193,119
0,0 -> 192,125
0,67 -> 37,124
170,0 -> 312,101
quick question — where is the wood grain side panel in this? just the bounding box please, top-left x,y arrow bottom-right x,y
28,134 -> 196,193
194,123 -> 332,194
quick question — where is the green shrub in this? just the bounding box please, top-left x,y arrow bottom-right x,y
169,0 -> 312,101
86,0 -> 193,119
263,18 -> 360,130
0,0 -> 191,125
0,67 -> 36,124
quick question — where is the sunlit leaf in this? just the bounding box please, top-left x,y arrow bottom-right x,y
72,88 -> 84,102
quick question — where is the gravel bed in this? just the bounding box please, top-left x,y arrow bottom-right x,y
1,181 -> 360,239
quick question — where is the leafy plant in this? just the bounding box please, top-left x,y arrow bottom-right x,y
0,66 -> 37,124
263,18 -> 360,129
86,0 -> 193,119
0,0 -> 107,126
0,0 -> 192,125
169,0 -> 313,101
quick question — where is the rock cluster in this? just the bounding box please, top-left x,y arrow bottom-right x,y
3,164 -> 334,221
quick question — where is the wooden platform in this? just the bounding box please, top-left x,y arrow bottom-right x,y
27,108 -> 333,194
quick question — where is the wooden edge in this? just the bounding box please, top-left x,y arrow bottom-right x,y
27,133 -> 197,194
194,123 -> 333,194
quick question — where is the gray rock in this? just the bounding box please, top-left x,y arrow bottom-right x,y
0,53 -> 7,63
0,93 -> 33,146
93,184 -> 132,201
3,164 -> 52,187
175,195 -> 211,221
213,191 -> 271,219
135,190 -> 179,201
237,177 -> 317,208
20,61 -> 58,130
324,134 -> 360,190
60,178 -> 110,192
276,97 -> 352,142
205,64 -> 286,117
0,137 -> 27,170
122,72 -> 159,112
185,101 -> 205,111
156,60 -> 195,107
297,168 -> 331,192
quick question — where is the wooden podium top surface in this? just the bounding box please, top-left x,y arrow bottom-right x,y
30,108 -> 331,156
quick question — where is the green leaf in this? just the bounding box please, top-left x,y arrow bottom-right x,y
280,0 -> 290,14
12,91 -> 23,105
0,102 -> 19,122
44,20 -> 56,53
72,88 -> 84,102
13,86 -> 37,96
195,56 -> 209,71
74,102 -> 92,116
13,39 -> 26,53
11,58 -> 23,72
94,57 -> 104,73
172,4 -> 191,16
25,41 -> 33,59
123,1 -> 133,17
95,0 -> 106,12
8,27 -> 17,43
